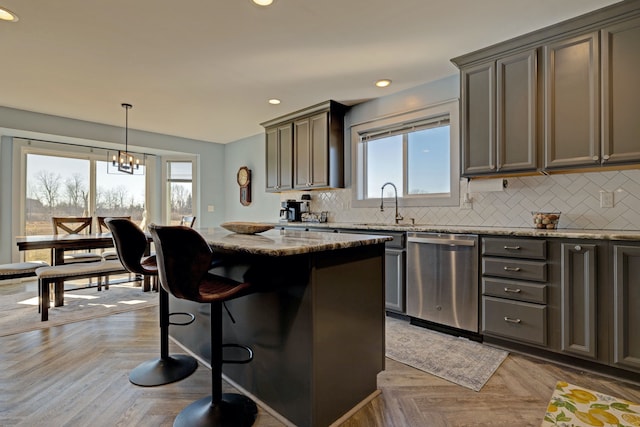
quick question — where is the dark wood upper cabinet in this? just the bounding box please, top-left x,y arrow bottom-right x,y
262,100 -> 347,192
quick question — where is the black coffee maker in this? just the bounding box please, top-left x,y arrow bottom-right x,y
280,199 -> 303,222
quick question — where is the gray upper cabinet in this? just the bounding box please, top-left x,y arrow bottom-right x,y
601,16 -> 640,166
454,1 -> 640,176
263,100 -> 346,192
294,112 -> 333,189
265,124 -> 293,192
544,32 -> 600,170
460,50 -> 537,177
497,50 -> 538,173
461,61 -> 495,176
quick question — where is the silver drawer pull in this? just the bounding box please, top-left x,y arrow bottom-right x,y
504,287 -> 521,293
504,317 -> 522,324
503,266 -> 521,272
503,245 -> 521,250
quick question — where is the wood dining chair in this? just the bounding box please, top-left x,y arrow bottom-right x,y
51,217 -> 103,264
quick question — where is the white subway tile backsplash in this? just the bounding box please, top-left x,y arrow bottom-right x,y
284,169 -> 640,230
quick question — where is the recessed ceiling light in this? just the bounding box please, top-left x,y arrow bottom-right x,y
0,7 -> 19,22
268,98 -> 281,105
375,79 -> 392,88
252,0 -> 274,6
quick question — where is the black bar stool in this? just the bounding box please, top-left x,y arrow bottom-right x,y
106,218 -> 198,386
149,223 -> 257,427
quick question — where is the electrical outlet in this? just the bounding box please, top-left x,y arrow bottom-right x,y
207,205 -> 215,212
599,191 -> 614,208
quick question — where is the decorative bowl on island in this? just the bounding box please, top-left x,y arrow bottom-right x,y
220,222 -> 274,234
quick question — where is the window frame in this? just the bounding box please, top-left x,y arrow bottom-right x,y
351,99 -> 460,208
162,157 -> 198,225
13,138 -> 154,237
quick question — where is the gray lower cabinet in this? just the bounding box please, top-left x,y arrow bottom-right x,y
611,244 -> 640,372
384,248 -> 405,313
559,243 -> 598,359
481,237 -> 549,346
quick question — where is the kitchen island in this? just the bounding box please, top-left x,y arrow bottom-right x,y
168,227 -> 391,427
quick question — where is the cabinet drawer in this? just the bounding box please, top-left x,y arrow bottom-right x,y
482,278 -> 547,304
482,237 -> 546,259
483,257 -> 547,282
482,297 -> 547,346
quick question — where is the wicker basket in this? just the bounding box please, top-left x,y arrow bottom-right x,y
532,212 -> 560,229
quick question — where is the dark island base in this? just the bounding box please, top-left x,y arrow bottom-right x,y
169,244 -> 386,427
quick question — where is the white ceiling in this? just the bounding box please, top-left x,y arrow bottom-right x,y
0,0 -> 620,144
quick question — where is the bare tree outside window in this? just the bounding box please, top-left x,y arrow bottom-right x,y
25,154 -> 146,262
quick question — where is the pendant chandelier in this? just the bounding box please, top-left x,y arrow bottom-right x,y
112,103 -> 141,174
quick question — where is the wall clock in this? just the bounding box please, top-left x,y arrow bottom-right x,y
237,166 -> 252,206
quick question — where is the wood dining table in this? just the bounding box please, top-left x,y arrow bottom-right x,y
15,233 -> 153,298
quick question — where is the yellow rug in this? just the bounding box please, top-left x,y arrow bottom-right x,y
542,381 -> 640,426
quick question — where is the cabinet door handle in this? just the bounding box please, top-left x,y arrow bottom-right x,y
504,287 -> 521,293
503,266 -> 521,272
504,317 -> 522,324
503,245 -> 521,250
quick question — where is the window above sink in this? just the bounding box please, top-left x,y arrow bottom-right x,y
351,99 -> 460,208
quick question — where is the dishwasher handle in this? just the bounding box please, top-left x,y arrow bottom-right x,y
407,236 -> 476,247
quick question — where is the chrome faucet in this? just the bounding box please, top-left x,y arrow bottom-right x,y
380,182 -> 403,224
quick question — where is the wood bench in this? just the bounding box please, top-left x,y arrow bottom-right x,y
0,261 -> 50,281
36,260 -> 128,321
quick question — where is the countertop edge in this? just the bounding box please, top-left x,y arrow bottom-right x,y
276,222 -> 640,241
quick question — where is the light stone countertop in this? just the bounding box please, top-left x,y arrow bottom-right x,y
277,222 -> 640,241
197,227 -> 392,256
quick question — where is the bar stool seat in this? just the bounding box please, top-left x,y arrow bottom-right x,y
106,218 -> 197,386
149,223 -> 257,427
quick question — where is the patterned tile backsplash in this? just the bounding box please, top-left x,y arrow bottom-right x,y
283,170 -> 640,230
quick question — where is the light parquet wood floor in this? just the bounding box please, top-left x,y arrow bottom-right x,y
1,305 -> 639,427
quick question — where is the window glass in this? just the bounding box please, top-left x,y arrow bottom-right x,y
167,161 -> 193,225
407,125 -> 450,195
26,154 -> 90,234
365,135 -> 403,199
95,160 -> 145,223
25,154 -> 90,262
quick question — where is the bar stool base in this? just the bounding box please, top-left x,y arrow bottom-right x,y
173,394 -> 257,427
129,354 -> 198,387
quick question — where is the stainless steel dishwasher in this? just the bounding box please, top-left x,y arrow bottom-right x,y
407,233 -> 479,333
